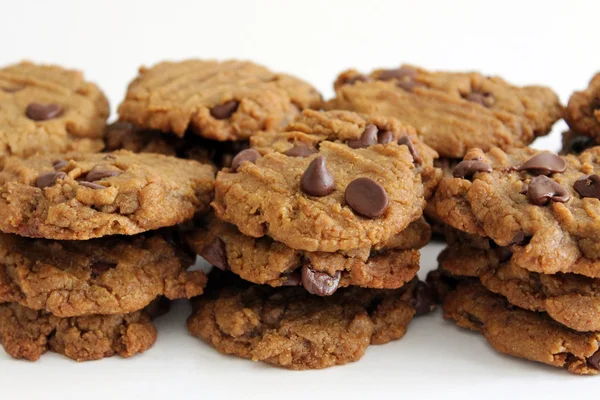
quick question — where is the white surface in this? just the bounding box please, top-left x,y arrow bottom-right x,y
1,0 -> 600,398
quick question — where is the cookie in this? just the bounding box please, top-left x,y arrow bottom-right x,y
104,121 -> 249,168
432,146 -> 600,277
325,65 -> 562,158
560,130 -> 596,155
442,280 -> 600,375
250,109 -> 441,199
565,73 -> 600,139
187,272 -> 435,370
118,59 -> 322,141
0,302 -> 156,362
0,61 -> 109,165
186,217 -> 429,292
213,132 -> 435,252
0,150 -> 215,239
0,231 -> 206,317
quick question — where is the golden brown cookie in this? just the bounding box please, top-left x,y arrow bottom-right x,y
565,73 -> 600,139
0,302 -> 157,362
442,280 -> 600,375
118,59 -> 322,141
186,217 -> 429,292
0,231 -> 206,317
432,146 -> 600,277
187,272 -> 434,370
325,65 -> 562,158
0,61 -> 109,166
0,150 -> 215,240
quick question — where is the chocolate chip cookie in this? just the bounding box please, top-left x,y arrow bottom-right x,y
0,61 -> 109,166
0,150 -> 215,239
187,272 -> 435,370
0,231 -> 206,317
213,131 -> 437,252
0,302 -> 157,362
186,217 -> 429,293
118,59 -> 322,141
432,146 -> 600,277
325,65 -> 562,158
565,73 -> 600,140
442,280 -> 600,375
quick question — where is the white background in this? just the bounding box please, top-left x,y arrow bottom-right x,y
1,0 -> 600,398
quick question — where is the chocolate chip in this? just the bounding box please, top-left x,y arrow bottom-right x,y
281,271 -> 302,286
398,135 -> 423,164
210,100 -> 239,119
588,349 -> 600,370
453,159 -> 492,179
515,153 -> 566,176
200,238 -> 229,271
90,262 -> 116,277
347,124 -> 378,149
85,166 -> 121,182
1,86 -> 24,93
377,130 -> 394,144
283,144 -> 317,158
145,297 -> 171,319
467,313 -> 484,327
565,135 -> 596,155
494,246 -> 513,263
52,159 -> 68,170
79,181 -> 105,189
343,74 -> 371,85
397,79 -> 425,92
411,281 -> 436,316
345,177 -> 389,218
36,172 -> 66,189
25,103 -> 63,121
300,155 -> 335,197
301,265 -> 340,296
524,175 -> 570,206
377,67 -> 417,81
464,92 -> 494,107
574,175 -> 600,199
230,149 -> 260,172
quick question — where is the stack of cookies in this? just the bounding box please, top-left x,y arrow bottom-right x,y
325,64 -> 563,232
429,146 -> 600,375
562,73 -> 600,155
184,109 -> 441,369
0,62 -> 215,361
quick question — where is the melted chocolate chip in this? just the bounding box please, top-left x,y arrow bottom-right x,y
398,135 -> 423,164
86,166 -> 121,182
230,149 -> 260,172
347,124 -> 378,149
90,262 -> 117,277
25,103 -> 63,121
343,74 -> 371,85
515,153 -> 566,176
79,181 -> 105,189
210,100 -> 239,119
300,155 -> 335,197
301,265 -> 340,296
494,246 -> 513,263
283,144 -> 318,158
52,159 -> 68,170
524,176 -> 570,206
453,159 -> 492,179
564,135 -> 596,155
1,86 -> 24,93
411,281 -> 436,316
377,130 -> 394,144
588,349 -> 600,370
463,91 -> 494,107
200,238 -> 229,271
36,172 -> 66,189
574,175 -> 600,199
345,177 -> 389,218
397,79 -> 424,92
377,67 -> 417,81
281,271 -> 302,286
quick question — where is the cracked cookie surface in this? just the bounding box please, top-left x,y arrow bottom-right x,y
0,302 -> 157,362
0,232 -> 206,317
432,146 -> 600,277
442,280 -> 600,375
0,61 -> 109,166
187,273 -> 431,370
325,65 -> 562,158
0,150 -> 215,239
118,59 -> 322,141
